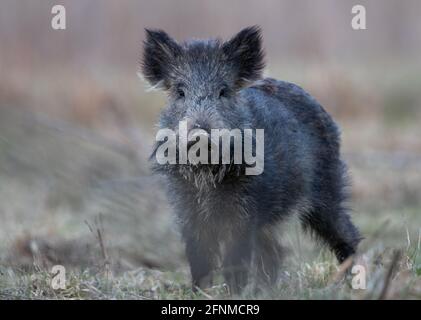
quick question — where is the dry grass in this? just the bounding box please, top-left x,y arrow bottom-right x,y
0,240 -> 419,299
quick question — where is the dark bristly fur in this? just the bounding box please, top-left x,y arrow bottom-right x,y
142,26 -> 361,294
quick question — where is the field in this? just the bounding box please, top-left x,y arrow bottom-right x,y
0,61 -> 420,299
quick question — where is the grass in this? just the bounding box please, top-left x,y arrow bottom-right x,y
0,239 -> 419,299
0,203 -> 419,299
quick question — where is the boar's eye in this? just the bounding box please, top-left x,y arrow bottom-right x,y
177,88 -> 185,98
219,87 -> 228,98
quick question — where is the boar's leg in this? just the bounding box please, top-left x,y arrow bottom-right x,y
222,226 -> 283,294
301,206 -> 361,263
184,233 -> 218,291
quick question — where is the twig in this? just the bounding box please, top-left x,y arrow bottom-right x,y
378,250 -> 402,300
85,214 -> 110,272
329,256 -> 353,284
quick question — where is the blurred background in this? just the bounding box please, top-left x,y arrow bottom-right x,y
0,0 -> 420,298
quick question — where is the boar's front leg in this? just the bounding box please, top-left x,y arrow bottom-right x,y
183,231 -> 218,291
223,226 -> 283,294
222,231 -> 253,294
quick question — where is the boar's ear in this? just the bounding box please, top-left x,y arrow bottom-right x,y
141,29 -> 181,90
223,26 -> 265,88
